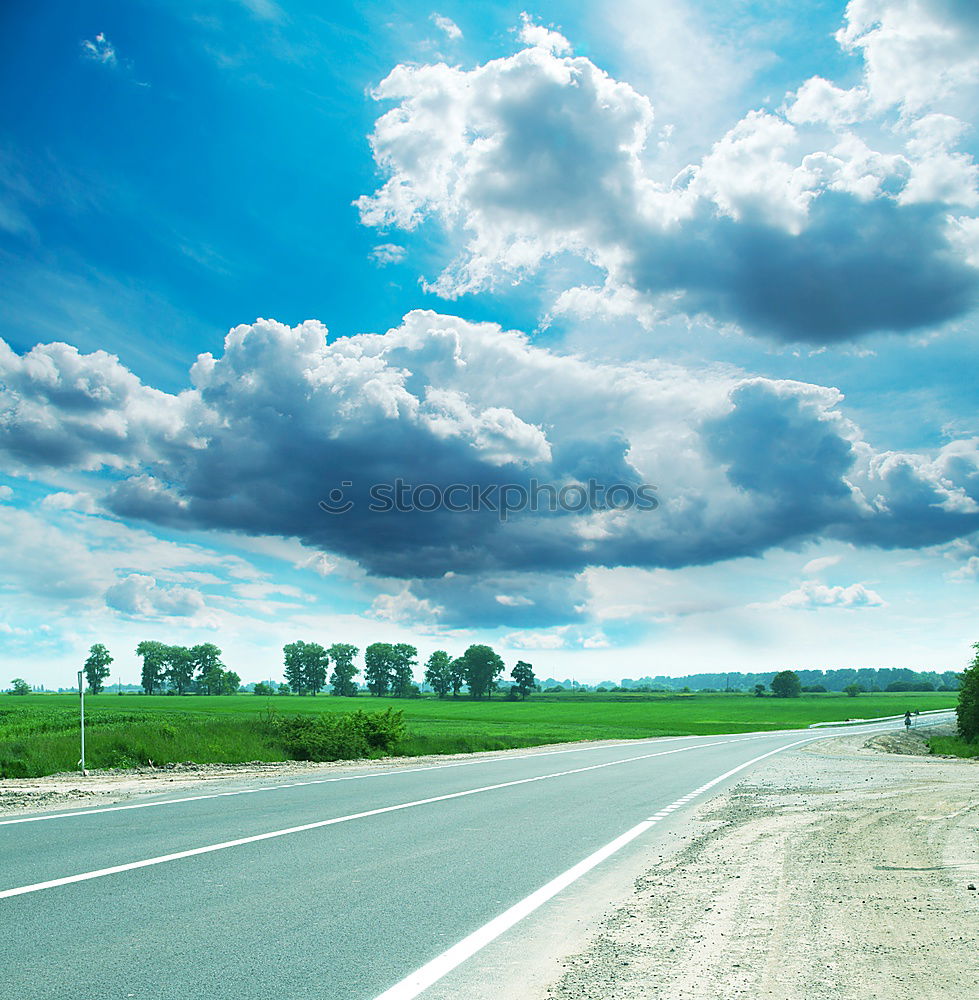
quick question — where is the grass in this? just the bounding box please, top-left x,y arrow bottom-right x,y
928,735 -> 979,758
0,690 -> 958,778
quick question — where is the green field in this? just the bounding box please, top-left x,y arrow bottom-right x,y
0,690 -> 958,778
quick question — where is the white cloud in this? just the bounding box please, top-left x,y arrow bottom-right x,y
105,573 -> 212,621
371,586 -> 443,624
370,243 -> 407,265
357,10 -> 979,343
802,554 -> 843,575
766,580 -> 886,610
496,594 -> 534,606
81,32 -> 117,66
504,627 -> 570,649
787,77 -> 870,128
40,490 -> 98,514
2,314 -> 979,626
837,0 -> 979,114
431,13 -> 462,40
0,485 -> 12,502
517,13 -> 571,55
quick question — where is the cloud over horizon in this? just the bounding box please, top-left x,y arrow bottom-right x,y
2,310 -> 978,624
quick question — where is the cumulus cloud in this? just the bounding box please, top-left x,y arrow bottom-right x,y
0,485 -> 12,503
105,573 -> 211,620
837,0 -> 979,114
517,13 -> 572,55
356,8 -> 979,342
2,313 -> 978,625
765,580 -> 887,610
0,339 -> 199,472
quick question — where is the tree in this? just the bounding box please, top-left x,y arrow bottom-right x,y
83,643 -> 113,694
753,683 -> 766,697
9,678 -> 30,696
283,641 -> 309,695
844,682 -> 862,698
365,642 -> 394,696
164,645 -> 196,695
190,643 -> 224,693
462,644 -> 505,700
277,682 -> 291,695
136,640 -> 168,695
305,645 -> 328,696
200,663 -> 226,697
449,657 -> 466,698
511,660 -> 537,699
219,670 -> 241,695
283,641 -> 328,696
424,651 -> 453,698
329,643 -> 360,697
253,681 -> 275,696
390,643 -> 417,697
771,670 -> 802,698
957,643 -> 979,743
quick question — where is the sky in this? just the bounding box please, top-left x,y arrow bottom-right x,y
2,0 -> 979,688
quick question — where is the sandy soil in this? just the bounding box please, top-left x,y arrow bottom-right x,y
545,724 -> 979,1000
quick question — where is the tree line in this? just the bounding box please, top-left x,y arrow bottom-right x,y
133,641 -> 240,696
280,640 -> 536,700
609,666 -> 961,693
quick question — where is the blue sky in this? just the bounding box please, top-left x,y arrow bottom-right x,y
2,0 -> 979,687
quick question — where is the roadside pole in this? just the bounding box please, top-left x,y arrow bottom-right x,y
77,670 -> 87,776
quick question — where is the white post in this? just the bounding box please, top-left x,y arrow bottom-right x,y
77,670 -> 87,776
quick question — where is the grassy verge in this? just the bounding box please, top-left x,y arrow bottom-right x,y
928,735 -> 979,758
0,690 -> 958,778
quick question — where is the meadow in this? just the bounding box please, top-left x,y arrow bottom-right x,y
0,689 -> 958,778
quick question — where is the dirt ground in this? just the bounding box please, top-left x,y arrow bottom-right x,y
545,724 -> 979,1000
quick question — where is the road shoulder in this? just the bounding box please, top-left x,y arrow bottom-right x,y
544,725 -> 979,1000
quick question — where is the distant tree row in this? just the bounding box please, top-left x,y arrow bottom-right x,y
280,641 -> 537,700
548,666 -> 962,694
135,641 -> 240,695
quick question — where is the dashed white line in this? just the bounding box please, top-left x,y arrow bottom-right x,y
0,732 -> 775,827
0,738 -> 738,900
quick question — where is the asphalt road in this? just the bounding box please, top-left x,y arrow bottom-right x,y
0,717 -> 947,1000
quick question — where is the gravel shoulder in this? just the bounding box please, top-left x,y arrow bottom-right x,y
545,724 -> 979,1000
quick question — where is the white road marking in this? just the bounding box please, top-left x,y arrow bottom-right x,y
0,739 -> 738,899
0,732 -> 772,827
0,714 -> 929,828
372,736 -> 819,1000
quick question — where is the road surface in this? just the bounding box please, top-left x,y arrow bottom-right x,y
0,718 -> 945,999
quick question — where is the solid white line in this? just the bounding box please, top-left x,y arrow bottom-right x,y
0,739 -> 736,900
0,733 -> 769,827
372,736 -> 818,1000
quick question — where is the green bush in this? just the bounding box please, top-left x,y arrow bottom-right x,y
270,708 -> 407,761
957,644 -> 979,743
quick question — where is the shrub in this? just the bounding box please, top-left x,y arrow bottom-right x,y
771,671 -> 802,698
269,708 -> 407,762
